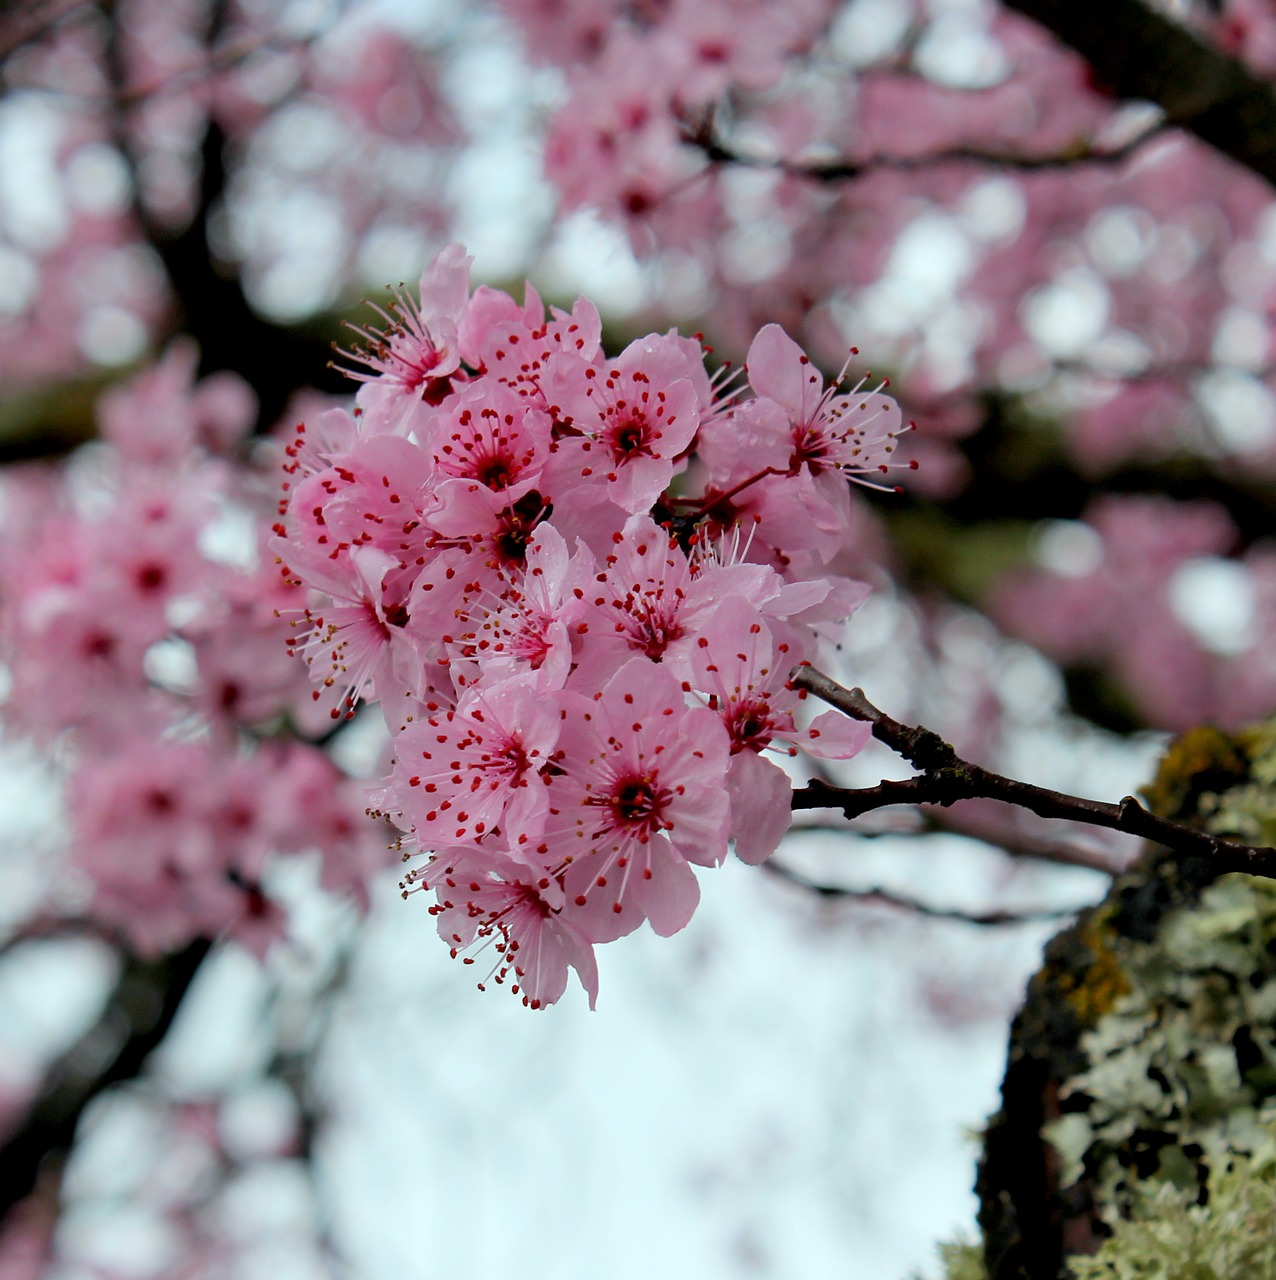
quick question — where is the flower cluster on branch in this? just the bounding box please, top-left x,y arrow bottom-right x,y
273,244 -> 915,1007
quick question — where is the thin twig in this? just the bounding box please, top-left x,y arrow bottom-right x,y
686,117 -> 1166,184
786,813 -> 1131,875
762,859 -> 1091,926
791,666 -> 1276,879
0,0 -> 87,63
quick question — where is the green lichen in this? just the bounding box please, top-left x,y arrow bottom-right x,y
929,1239 -> 988,1280
1138,725 -> 1249,822
1046,873 -> 1276,1221
977,718 -> 1276,1276
1198,724 -> 1276,848
1065,1134 -> 1276,1279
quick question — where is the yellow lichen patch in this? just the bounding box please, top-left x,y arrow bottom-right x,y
1139,725 -> 1249,821
1035,907 -> 1132,1029
1066,914 -> 1132,1026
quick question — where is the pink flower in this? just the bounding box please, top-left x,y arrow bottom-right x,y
343,242 -> 473,435
462,283 -> 603,408
462,524 -> 596,691
546,658 -> 730,938
268,244 -> 894,1006
285,544 -> 416,721
425,379 -> 550,500
570,514 -> 721,683
688,597 -> 871,863
407,847 -> 599,1009
385,679 -> 561,850
548,333 -> 701,512
745,323 -> 911,489
97,338 -> 256,463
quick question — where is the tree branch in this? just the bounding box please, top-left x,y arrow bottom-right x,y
790,810 -> 1132,875
687,115 -> 1164,183
0,939 -> 211,1226
1002,0 -> 1276,190
762,859 -> 1091,925
791,666 -> 1276,878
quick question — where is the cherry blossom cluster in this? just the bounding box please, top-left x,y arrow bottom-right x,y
274,244 -> 914,1008
500,0 -> 1276,493
0,343 -> 384,957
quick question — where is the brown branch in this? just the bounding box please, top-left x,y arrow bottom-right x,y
686,116 -> 1165,183
0,938 -> 212,1227
791,666 -> 1276,879
789,811 -> 1131,875
0,0 -> 88,63
762,859 -> 1091,925
1002,0 -> 1276,190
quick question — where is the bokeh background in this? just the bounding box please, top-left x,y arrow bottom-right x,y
4,0 -> 1276,1274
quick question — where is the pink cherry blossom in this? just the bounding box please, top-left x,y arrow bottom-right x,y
384,679 -> 561,851
745,323 -> 912,489
271,244 -> 904,1005
546,659 -> 731,938
406,847 -> 599,1010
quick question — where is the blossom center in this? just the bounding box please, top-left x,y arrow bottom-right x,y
724,697 -> 778,753
609,414 -> 649,460
603,774 -> 671,834
493,491 -> 551,567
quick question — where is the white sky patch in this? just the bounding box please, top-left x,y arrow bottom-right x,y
1086,328 -> 1151,377
862,213 -> 974,337
1197,367 -> 1276,453
1033,519 -> 1105,578
828,0 -> 914,65
152,945 -> 273,1092
65,144 -> 134,217
0,936 -> 118,1065
357,223 -> 434,286
1086,205 -> 1155,279
142,638 -> 199,696
214,1160 -> 317,1241
657,249 -> 712,318
243,190 -> 347,320
1147,221 -> 1198,286
0,97 -> 67,251
267,100 -> 346,174
77,305 -> 149,366
325,855 -> 1045,1280
443,23 -> 542,130
914,12 -> 1008,88
447,141 -> 553,283
1256,202 -> 1276,273
1169,557 -> 1257,656
540,211 -> 647,316
57,1201 -> 180,1277
1021,268 -> 1110,360
996,643 -> 1065,722
218,1080 -> 298,1162
722,220 -> 793,286
0,245 -> 37,315
1212,305 -> 1270,371
326,706 -> 391,778
958,177 -> 1026,245
199,500 -> 264,570
1222,240 -> 1276,310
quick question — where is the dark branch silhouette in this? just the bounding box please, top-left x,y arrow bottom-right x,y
791,666 -> 1276,878
1004,0 -> 1276,189
686,115 -> 1165,183
762,859 -> 1092,926
0,939 -> 211,1226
